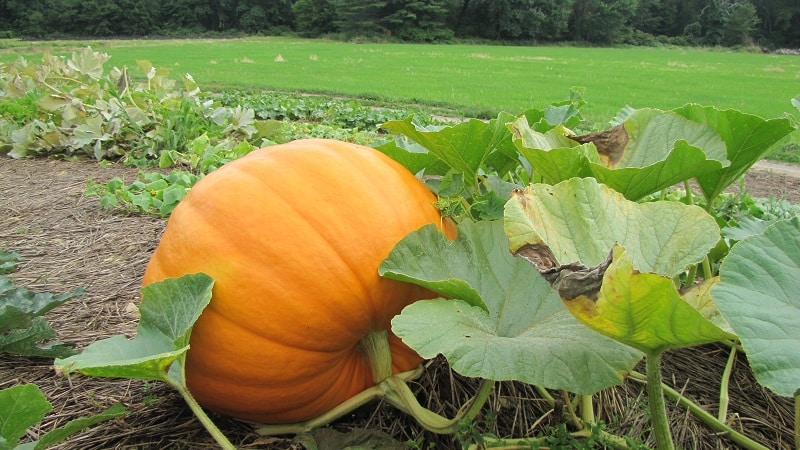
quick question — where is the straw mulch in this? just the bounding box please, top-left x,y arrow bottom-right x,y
0,156 -> 795,449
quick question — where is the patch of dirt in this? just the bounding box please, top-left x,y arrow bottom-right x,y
0,157 -> 796,449
746,160 -> 800,203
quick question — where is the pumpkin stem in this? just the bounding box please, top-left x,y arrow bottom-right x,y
360,329 -> 394,383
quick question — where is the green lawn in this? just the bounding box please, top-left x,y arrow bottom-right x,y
2,36 -> 799,123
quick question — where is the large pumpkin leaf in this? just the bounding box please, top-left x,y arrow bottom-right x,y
504,180 -> 732,354
504,178 -> 720,276
510,108 -> 730,201
509,117 -> 598,184
555,245 -> 734,354
674,105 -> 796,202
0,276 -> 83,358
713,217 -> 800,397
380,113 -> 519,181
381,221 -> 642,395
55,273 -> 213,384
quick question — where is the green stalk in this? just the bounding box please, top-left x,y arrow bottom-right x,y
718,343 -> 737,423
360,329 -> 393,383
646,352 -> 675,450
700,256 -> 713,280
470,428 -> 632,450
685,264 -> 698,287
165,376 -> 236,450
382,376 -> 494,434
579,394 -> 595,424
683,180 -> 695,206
261,329 -> 494,436
532,385 -> 555,408
630,371 -> 770,450
256,366 -> 424,435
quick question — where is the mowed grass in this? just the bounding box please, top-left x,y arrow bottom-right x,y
2,36 -> 799,123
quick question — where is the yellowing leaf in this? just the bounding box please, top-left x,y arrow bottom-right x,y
505,178 -> 719,276
563,245 -> 734,354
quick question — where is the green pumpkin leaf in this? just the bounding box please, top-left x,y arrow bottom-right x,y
380,112 -> 519,181
55,273 -> 213,384
0,317 -> 76,358
0,276 -> 83,357
0,384 -> 126,450
558,245 -> 734,354
504,178 -> 732,354
375,138 -> 441,176
589,140 -> 725,201
674,105 -> 796,202
681,278 -> 733,335
0,384 -> 51,448
713,217 -> 800,397
504,178 -> 720,276
512,108 -> 730,201
0,251 -> 21,275
382,221 -> 642,394
18,403 -> 127,450
509,116 -> 597,184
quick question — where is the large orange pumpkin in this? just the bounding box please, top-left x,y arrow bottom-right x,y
142,139 -> 454,424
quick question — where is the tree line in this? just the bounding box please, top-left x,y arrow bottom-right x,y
2,0 -> 799,48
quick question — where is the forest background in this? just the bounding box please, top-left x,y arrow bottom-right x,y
1,0 -> 799,49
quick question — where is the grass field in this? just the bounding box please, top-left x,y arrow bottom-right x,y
2,36 -> 799,123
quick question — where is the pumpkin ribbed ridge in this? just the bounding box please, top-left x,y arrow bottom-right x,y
142,139 -> 453,423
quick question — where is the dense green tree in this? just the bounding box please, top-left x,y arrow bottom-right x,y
752,0 -> 800,47
530,0 -> 575,40
0,0 -> 797,47
699,0 -> 760,46
634,0 -> 679,37
382,0 -> 452,41
334,0 -> 388,36
293,0 -> 339,35
569,0 -> 638,44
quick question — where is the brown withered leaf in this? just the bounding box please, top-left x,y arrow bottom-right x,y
571,124 -> 628,168
513,244 -> 614,302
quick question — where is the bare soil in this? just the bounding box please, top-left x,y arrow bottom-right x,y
1,156 -> 797,449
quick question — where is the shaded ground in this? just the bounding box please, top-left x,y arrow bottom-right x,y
1,157 -> 797,449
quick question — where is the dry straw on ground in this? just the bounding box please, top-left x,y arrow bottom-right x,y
0,157 -> 796,449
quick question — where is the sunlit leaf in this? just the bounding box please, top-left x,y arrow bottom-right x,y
380,112 -> 519,181
675,105 -> 796,202
382,221 -> 642,394
504,178 -> 720,276
556,245 -> 733,353
681,278 -> 733,335
55,273 -> 213,384
512,108 -> 731,200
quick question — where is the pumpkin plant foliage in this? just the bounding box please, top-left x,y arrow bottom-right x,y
0,274 -> 84,358
510,108 -> 730,201
55,273 -> 213,381
53,274 -> 234,449
381,220 -> 643,395
503,178 -> 733,352
381,103 -> 795,221
0,384 -> 126,450
713,216 -> 800,398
